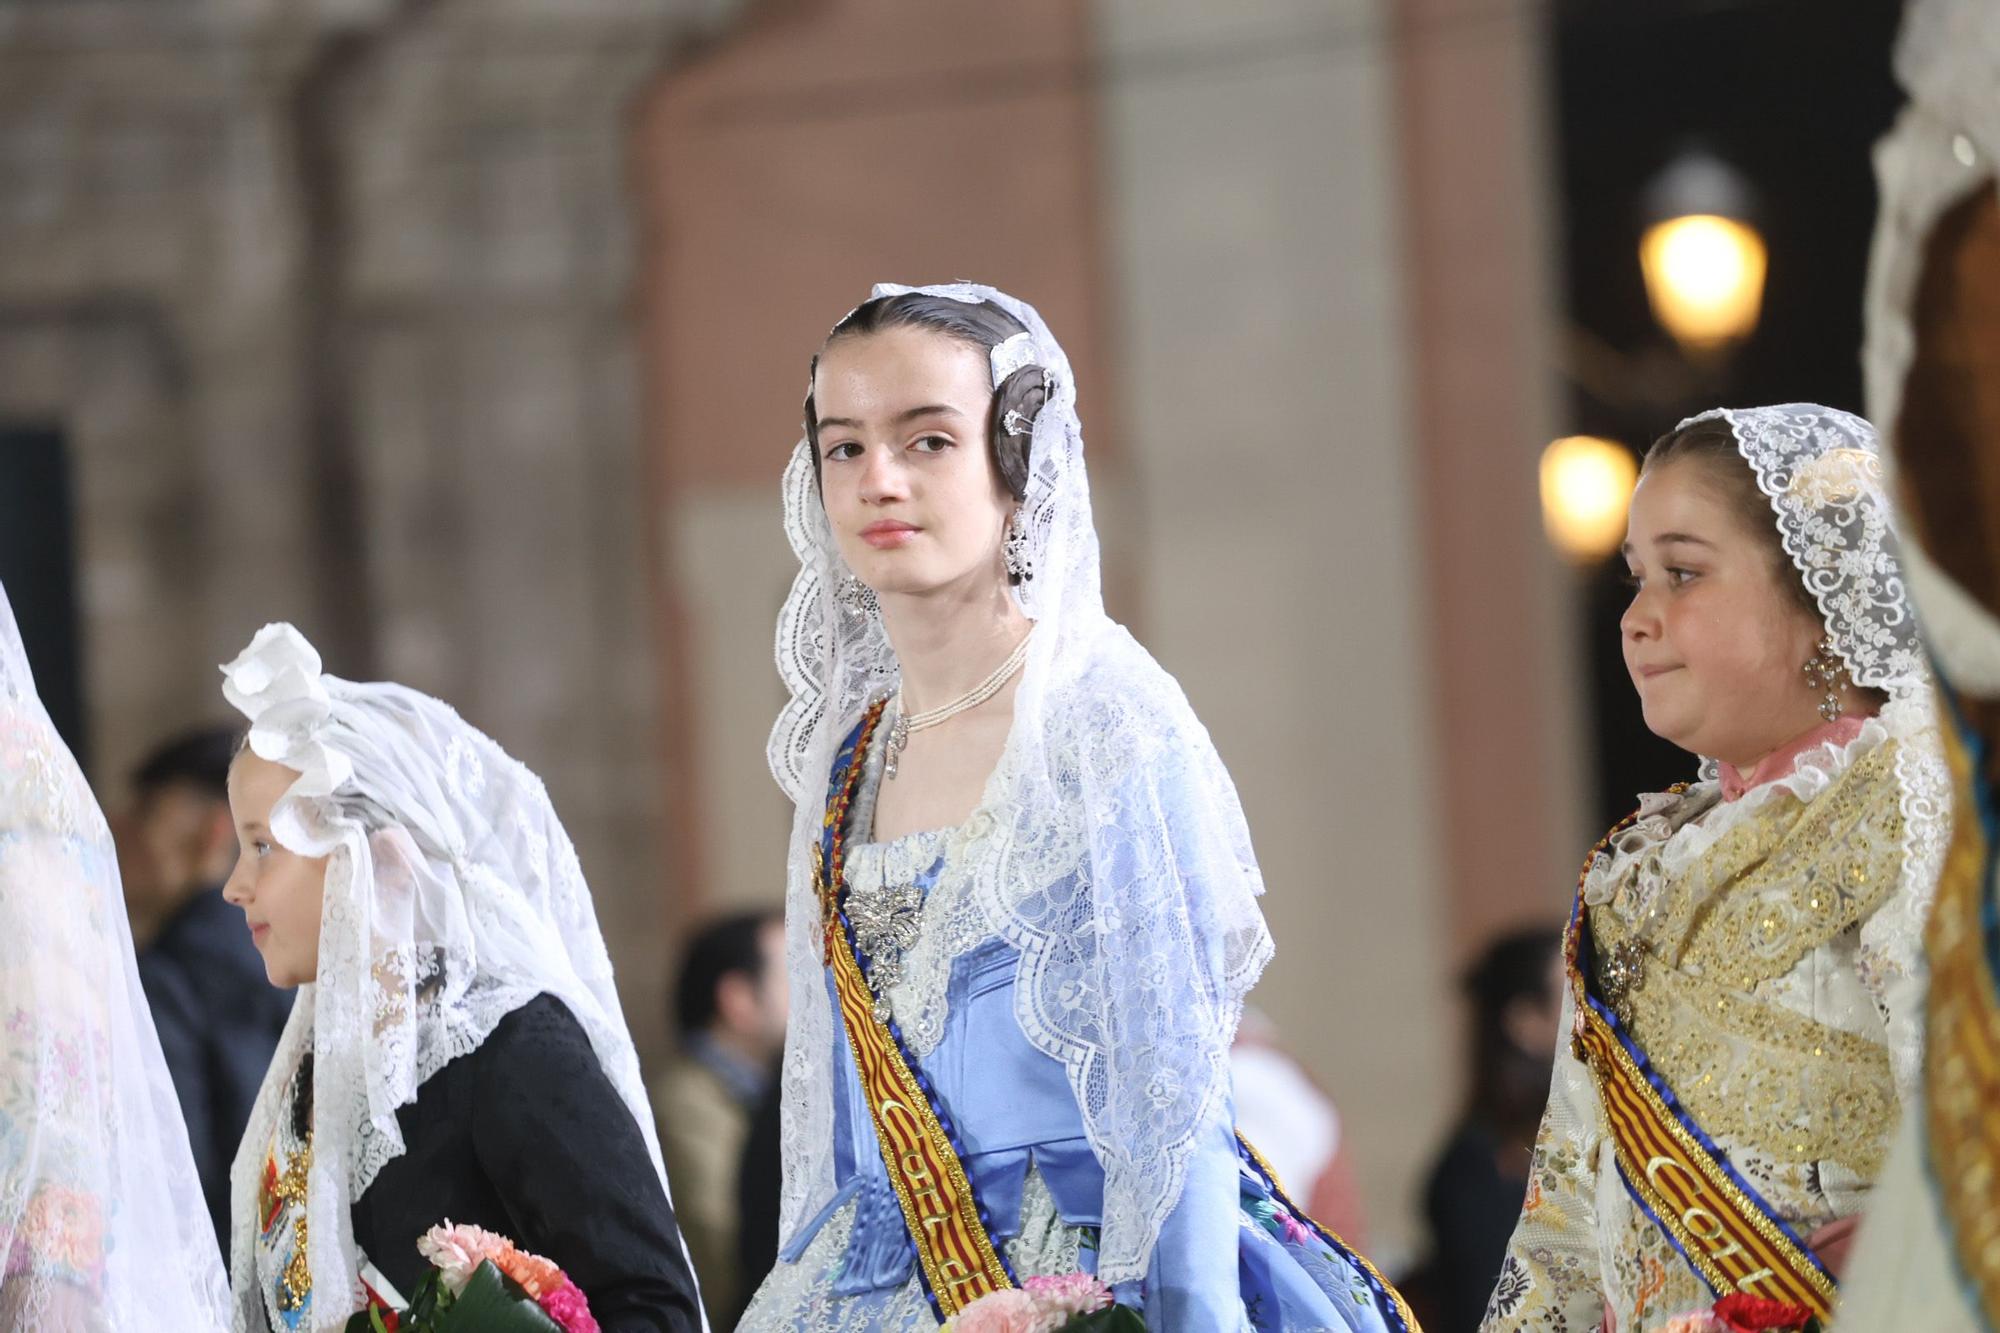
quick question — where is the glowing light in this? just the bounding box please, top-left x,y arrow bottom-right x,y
1639,214 -> 1767,354
1540,435 -> 1638,563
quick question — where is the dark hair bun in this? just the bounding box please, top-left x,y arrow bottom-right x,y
991,364 -> 1049,502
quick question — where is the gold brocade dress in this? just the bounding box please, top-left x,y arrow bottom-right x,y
1482,723 -> 1936,1333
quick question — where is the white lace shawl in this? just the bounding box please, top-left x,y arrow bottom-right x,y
767,283 -> 1274,1285
0,581 -> 233,1330
219,624 -> 695,1331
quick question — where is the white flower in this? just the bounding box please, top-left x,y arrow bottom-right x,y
416,1219 -> 509,1297
219,622 -> 353,799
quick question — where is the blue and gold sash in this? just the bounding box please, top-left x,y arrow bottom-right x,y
1922,696 -> 2000,1330
816,701 -> 1017,1319
1566,815 -> 1839,1320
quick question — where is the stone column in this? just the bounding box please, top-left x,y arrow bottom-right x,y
0,4 -> 345,781
332,0 -> 739,1063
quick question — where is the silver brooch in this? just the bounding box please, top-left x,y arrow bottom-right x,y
848,881 -> 924,1023
1599,938 -> 1648,1021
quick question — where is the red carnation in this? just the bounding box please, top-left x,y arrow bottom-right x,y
1713,1293 -> 1815,1332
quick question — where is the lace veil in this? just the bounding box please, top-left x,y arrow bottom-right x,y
767,282 -> 1275,1285
219,624 -> 689,1331
0,580 -> 233,1328
1682,406 -> 1930,702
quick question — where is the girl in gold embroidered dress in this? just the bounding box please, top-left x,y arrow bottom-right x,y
1481,406 -> 1947,1333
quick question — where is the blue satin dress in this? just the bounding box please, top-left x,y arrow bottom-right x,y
737,750 -> 1399,1333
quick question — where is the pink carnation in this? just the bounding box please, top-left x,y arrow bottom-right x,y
537,1278 -> 600,1333
416,1220 -> 511,1296
1022,1273 -> 1114,1320
949,1289 -> 1051,1333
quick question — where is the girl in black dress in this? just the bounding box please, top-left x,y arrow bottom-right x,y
218,622 -> 706,1332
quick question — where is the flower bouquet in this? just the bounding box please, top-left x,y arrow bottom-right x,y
944,1275 -> 1147,1332
1657,1293 -> 1822,1333
341,1222 -> 598,1333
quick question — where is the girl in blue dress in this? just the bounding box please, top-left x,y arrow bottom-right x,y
739,283 -> 1413,1332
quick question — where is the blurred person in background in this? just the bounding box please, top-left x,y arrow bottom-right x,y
654,909 -> 789,1318
733,1075 -> 785,1329
1412,927 -> 1561,1333
116,723 -> 293,1248
117,724 -> 239,948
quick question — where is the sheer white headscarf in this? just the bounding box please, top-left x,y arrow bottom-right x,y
220,624 -> 686,1331
1681,405 -> 1932,704
768,283 -> 1274,1284
0,580 -> 232,1329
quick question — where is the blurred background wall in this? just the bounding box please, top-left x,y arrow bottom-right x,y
0,0 -> 1905,1282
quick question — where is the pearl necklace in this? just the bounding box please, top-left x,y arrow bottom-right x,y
884,628 -> 1034,779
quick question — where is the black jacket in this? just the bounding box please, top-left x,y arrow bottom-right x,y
350,994 -> 705,1332
1421,1120 -> 1532,1333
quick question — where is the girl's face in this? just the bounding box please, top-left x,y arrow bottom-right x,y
222,752 -> 328,988
812,327 -> 1015,605
1620,459 -> 1830,769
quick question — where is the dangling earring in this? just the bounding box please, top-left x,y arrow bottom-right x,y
1803,635 -> 1847,723
836,575 -> 878,616
1002,512 -> 1033,586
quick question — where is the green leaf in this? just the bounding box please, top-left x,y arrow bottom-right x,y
1062,1306 -> 1150,1331
339,1306 -> 400,1333
435,1261 -> 562,1333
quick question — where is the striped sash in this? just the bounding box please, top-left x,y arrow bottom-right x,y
815,701 -> 1016,1320
1566,816 -> 1838,1320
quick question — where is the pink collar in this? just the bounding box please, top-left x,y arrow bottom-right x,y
1717,715 -> 1868,802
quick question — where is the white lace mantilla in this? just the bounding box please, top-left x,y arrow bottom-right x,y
1682,406 -> 1928,698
